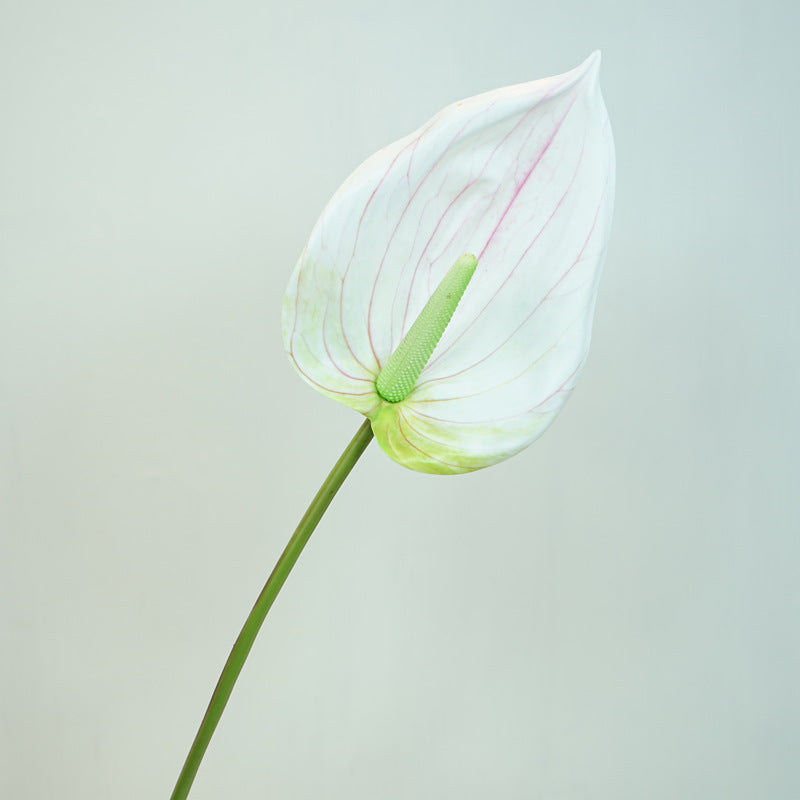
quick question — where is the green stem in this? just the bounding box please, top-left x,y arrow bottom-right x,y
170,418 -> 374,800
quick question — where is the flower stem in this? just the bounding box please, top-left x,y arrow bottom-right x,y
169,418 -> 374,800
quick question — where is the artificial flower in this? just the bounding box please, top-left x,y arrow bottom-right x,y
282,52 -> 614,474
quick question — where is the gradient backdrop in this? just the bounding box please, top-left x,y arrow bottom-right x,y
1,1 -> 797,798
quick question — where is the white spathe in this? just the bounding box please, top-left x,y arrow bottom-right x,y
282,53 -> 615,474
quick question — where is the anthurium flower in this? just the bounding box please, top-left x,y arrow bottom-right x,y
173,55 -> 617,796
282,52 -> 614,474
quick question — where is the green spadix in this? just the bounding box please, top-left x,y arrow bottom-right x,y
375,253 -> 477,403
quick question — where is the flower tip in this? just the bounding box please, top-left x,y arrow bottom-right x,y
576,50 -> 602,83
549,52 -> 603,101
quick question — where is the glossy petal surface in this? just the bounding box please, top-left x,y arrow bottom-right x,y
282,53 -> 615,474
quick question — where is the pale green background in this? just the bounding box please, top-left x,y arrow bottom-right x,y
1,1 -> 797,798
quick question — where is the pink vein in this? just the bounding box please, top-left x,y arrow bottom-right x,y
399,102 -> 546,335
289,343 -> 376,399
364,117 -> 475,368
322,303 -> 374,383
397,409 -> 465,470
338,136 -> 423,373
415,310 -> 583,403
419,144 -> 586,384
411,363 -> 580,426
424,160 -> 610,392
423,92 -> 581,374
